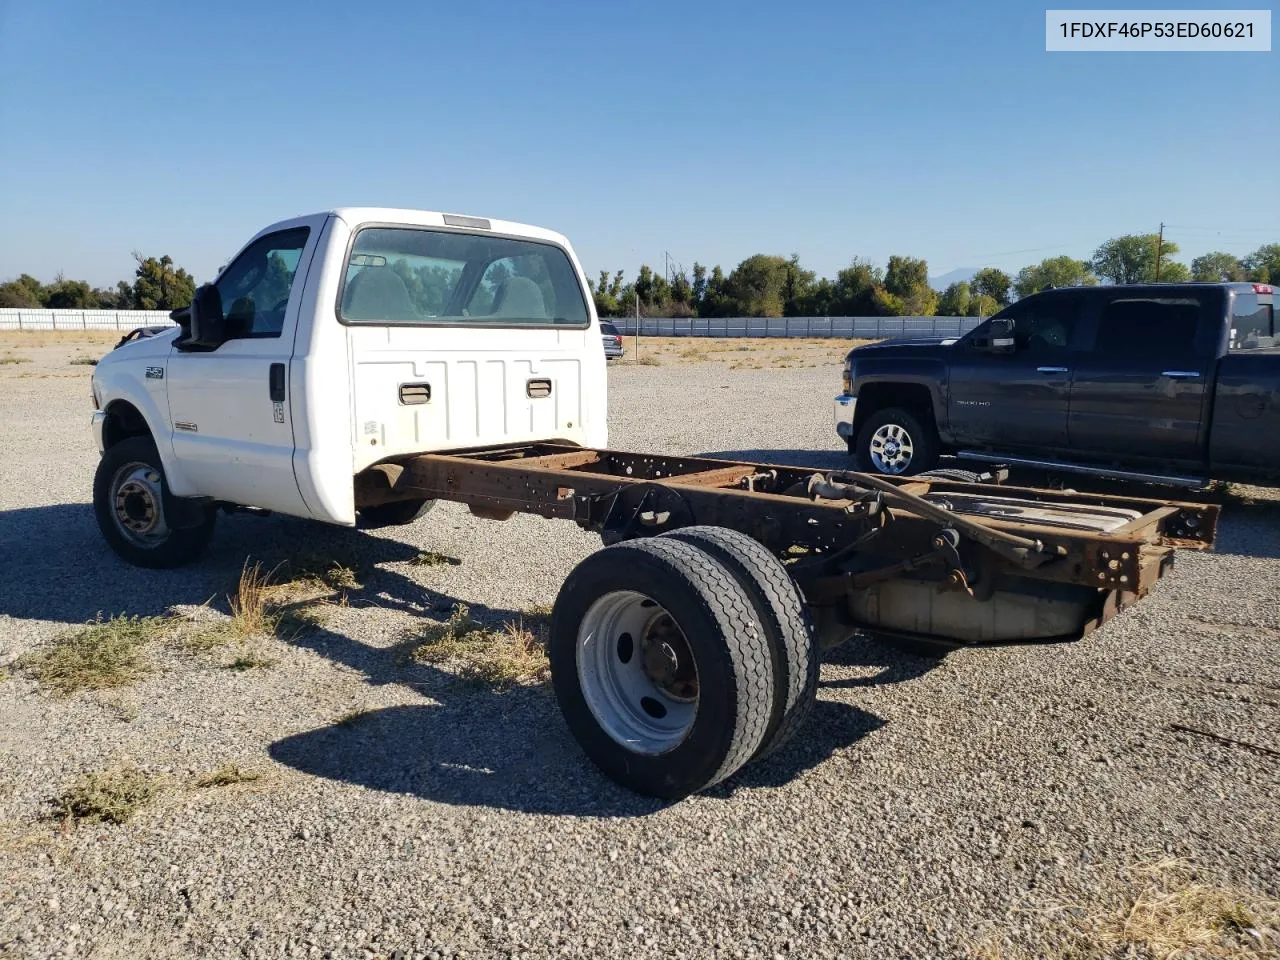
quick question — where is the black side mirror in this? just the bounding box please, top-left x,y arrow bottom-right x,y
980,317 -> 1015,354
178,284 -> 225,350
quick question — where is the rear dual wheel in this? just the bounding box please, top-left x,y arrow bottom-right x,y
549,531 -> 817,799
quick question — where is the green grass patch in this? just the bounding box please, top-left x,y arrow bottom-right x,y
408,603 -> 549,689
53,767 -> 164,824
17,615 -> 171,694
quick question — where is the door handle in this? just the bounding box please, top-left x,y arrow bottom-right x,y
1161,370 -> 1201,380
269,363 -> 286,401
1036,366 -> 1069,374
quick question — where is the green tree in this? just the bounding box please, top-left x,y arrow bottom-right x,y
700,265 -> 732,317
937,281 -> 971,317
690,263 -> 708,310
871,287 -> 904,316
1090,234 -> 1184,284
92,281 -> 135,310
831,258 -> 882,315
1242,244 -> 1280,284
781,254 -> 817,316
1190,251 -> 1245,282
42,277 -> 95,308
1159,261 -> 1191,283
1013,256 -> 1097,298
724,254 -> 791,317
592,269 -> 625,317
971,267 -> 1013,306
131,253 -> 196,310
969,293 -> 1000,317
883,256 -> 928,298
0,274 -> 45,307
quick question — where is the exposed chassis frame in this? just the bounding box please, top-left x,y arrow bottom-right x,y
355,443 -> 1217,632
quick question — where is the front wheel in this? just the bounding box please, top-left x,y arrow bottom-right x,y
854,406 -> 939,476
93,436 -> 216,568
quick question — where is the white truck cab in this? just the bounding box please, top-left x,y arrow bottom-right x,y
90,208 -> 607,566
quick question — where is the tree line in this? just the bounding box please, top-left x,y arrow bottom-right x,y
0,253 -> 196,311
592,235 -> 1280,319
3,234 -> 1277,319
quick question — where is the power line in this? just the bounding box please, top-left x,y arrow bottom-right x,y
1163,224 -> 1278,234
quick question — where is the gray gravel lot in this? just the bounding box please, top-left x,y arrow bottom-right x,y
1,340 -> 1278,959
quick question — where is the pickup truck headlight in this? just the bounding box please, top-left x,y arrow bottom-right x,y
842,361 -> 853,396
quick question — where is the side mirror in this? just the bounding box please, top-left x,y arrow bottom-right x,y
982,317 -> 1015,354
178,284 -> 225,350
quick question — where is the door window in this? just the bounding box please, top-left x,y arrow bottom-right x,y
999,294 -> 1082,355
214,228 -> 311,338
1229,291 -> 1274,348
1096,297 -> 1202,355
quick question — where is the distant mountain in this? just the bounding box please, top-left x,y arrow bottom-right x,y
929,267 -> 979,289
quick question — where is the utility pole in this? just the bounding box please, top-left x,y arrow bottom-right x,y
1154,222 -> 1165,282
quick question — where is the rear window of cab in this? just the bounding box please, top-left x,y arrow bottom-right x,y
338,226 -> 589,328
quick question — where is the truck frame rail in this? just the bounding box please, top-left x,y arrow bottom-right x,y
356,442 -> 1217,644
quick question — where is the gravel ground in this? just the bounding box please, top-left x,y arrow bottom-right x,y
1,338 -> 1278,959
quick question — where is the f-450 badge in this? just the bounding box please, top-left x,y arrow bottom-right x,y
145,366 -> 164,380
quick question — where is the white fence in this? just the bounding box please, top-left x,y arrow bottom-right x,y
0,309 -> 175,332
0,309 -> 986,339
610,316 -> 985,338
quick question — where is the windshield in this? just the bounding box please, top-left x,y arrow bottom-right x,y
338,226 -> 589,327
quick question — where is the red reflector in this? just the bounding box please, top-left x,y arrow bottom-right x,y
1254,283 -> 1274,294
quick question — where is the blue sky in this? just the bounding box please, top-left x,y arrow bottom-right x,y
0,0 -> 1276,288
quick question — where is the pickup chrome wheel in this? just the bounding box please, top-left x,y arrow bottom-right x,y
93,436 -> 216,569
855,406 -> 940,477
577,590 -> 699,755
868,422 -> 915,474
550,537 -> 776,799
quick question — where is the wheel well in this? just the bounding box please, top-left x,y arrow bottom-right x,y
102,401 -> 152,450
852,382 -> 937,439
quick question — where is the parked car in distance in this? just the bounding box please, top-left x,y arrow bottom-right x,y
834,281 -> 1278,487
601,320 -> 624,359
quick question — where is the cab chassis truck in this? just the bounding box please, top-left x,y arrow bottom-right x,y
352,441 -> 1215,797
88,209 -> 1219,799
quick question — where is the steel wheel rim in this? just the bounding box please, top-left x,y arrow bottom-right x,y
110,460 -> 170,548
869,423 -> 915,474
577,590 -> 699,756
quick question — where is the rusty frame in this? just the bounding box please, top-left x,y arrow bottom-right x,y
354,442 -> 1218,599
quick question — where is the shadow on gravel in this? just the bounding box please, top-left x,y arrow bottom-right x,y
819,632 -> 947,689
268,691 -> 884,815
0,503 -> 426,624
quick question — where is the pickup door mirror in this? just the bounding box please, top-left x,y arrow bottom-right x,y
976,317 -> 1015,354
175,284 -> 226,351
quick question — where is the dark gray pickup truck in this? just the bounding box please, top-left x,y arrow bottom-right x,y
834,281 -> 1278,486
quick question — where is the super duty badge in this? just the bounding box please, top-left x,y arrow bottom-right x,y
145,366 -> 164,380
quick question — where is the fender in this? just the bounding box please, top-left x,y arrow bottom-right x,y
92,334 -> 200,498
849,357 -> 952,444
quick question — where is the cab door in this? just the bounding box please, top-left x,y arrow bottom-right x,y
165,218 -> 325,516
1067,290 -> 1218,464
947,292 -> 1086,451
